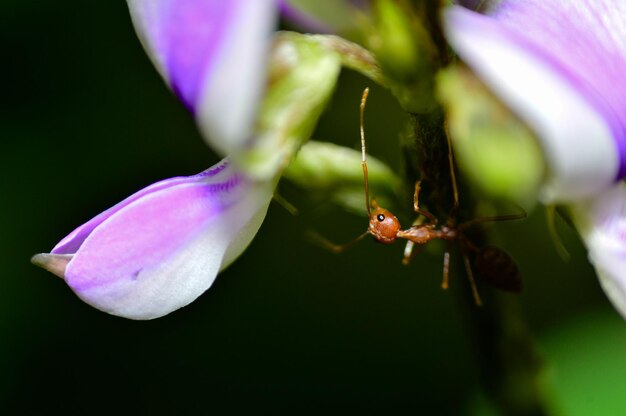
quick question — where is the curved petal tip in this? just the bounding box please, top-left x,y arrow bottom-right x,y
31,253 -> 73,279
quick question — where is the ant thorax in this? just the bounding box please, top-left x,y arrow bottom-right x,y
397,225 -> 438,244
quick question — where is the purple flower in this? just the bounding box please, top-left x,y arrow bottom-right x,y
442,0 -> 626,319
33,161 -> 273,319
33,1 -> 281,319
443,0 -> 626,202
128,0 -> 278,155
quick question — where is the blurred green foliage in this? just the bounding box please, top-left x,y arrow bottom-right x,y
284,140 -> 401,214
437,65 -> 545,207
241,32 -> 341,180
2,1 -> 624,414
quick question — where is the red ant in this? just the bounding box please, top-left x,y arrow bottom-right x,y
319,88 -> 525,305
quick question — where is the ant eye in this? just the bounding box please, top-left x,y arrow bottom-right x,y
377,214 -> 385,222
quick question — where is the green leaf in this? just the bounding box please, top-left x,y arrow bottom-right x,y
284,140 -> 401,215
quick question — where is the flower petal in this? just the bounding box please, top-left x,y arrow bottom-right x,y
442,2 -> 626,202
127,0 -> 277,154
39,160 -> 272,320
52,161 -> 229,255
572,183 -> 626,320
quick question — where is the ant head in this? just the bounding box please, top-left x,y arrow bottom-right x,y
368,200 -> 401,244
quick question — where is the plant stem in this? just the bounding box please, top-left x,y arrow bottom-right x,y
405,112 -> 557,416
458,286 -> 557,416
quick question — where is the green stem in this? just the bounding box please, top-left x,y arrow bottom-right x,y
459,287 -> 556,416
406,112 -> 557,416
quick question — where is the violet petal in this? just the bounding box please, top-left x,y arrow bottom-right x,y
443,2 -> 626,201
127,0 -> 277,155
52,160 -> 229,255
39,160 -> 272,319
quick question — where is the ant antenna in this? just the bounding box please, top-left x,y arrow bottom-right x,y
458,211 -> 527,231
306,87 -> 373,255
360,87 -> 371,216
444,120 -> 460,221
307,229 -> 369,254
444,119 -> 527,231
546,205 -> 571,261
462,251 -> 483,306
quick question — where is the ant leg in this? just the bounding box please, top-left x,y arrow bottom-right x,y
403,241 -> 415,265
444,121 -> 460,220
413,180 -> 422,212
413,181 -> 438,224
546,205 -> 571,261
462,250 -> 483,306
272,193 -> 299,216
402,241 -> 424,265
441,241 -> 452,290
306,230 -> 369,254
458,235 -> 479,254
458,210 -> 527,231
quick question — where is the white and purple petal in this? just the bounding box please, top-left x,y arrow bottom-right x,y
33,160 -> 273,320
127,0 -> 277,155
572,183 -> 626,320
443,1 -> 626,202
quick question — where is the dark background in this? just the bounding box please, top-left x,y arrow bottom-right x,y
2,1 -> 625,414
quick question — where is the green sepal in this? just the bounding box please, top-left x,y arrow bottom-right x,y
235,32 -> 342,180
284,140 -> 401,215
436,65 -> 546,207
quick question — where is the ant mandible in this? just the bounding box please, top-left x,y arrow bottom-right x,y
324,88 -> 526,305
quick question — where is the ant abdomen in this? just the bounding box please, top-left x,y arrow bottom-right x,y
474,246 -> 522,293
